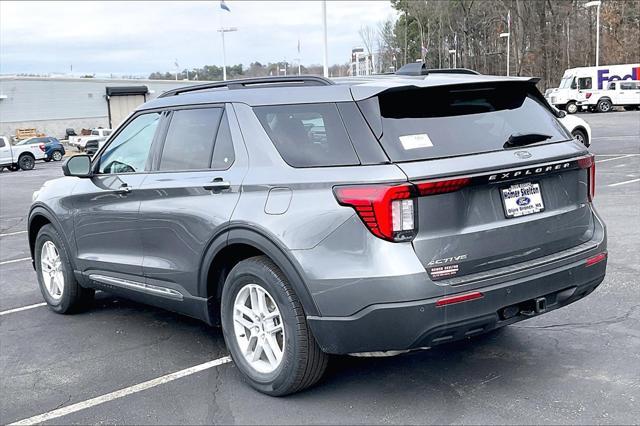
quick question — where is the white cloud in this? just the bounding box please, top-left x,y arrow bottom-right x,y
0,1 -> 397,75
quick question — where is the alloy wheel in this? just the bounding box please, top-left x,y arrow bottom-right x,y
233,283 -> 285,374
40,241 -> 64,300
52,151 -> 63,161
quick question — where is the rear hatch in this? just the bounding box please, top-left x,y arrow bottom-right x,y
355,80 -> 595,282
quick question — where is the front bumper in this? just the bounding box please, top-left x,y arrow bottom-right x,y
308,252 -> 606,355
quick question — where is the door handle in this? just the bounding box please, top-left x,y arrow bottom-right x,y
115,183 -> 131,194
203,178 -> 231,192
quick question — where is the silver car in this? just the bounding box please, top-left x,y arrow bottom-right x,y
28,75 -> 607,395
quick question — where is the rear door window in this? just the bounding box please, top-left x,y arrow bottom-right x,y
159,108 -> 223,171
358,83 -> 570,162
254,103 -> 359,167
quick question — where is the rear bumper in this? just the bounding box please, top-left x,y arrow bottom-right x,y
308,251 -> 606,355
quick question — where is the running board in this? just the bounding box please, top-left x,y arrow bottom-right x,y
89,274 -> 184,301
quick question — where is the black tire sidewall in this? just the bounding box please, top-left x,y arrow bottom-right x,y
572,129 -> 587,146
19,155 -> 34,170
35,225 -> 77,313
221,259 -> 302,395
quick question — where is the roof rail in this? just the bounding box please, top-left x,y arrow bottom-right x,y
158,75 -> 334,98
426,68 -> 481,75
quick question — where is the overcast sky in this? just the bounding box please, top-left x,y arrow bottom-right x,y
0,1 -> 397,76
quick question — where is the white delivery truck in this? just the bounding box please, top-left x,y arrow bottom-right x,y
545,64 -> 640,113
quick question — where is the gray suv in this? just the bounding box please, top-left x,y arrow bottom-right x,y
28,75 -> 607,395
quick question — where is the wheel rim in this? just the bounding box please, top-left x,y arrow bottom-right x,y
21,157 -> 34,169
601,102 -> 610,112
233,283 -> 285,374
53,151 -> 62,161
40,241 -> 64,300
567,103 -> 577,114
573,132 -> 584,144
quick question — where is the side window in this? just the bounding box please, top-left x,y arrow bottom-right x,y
159,108 -> 222,171
253,103 -> 360,168
98,112 -> 160,174
211,111 -> 235,170
578,77 -> 592,90
620,82 -> 636,90
608,82 -> 616,90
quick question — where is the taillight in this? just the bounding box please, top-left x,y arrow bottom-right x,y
578,154 -> 596,201
39,144 -> 46,151
414,177 -> 471,196
334,177 -> 471,242
333,184 -> 416,242
585,92 -> 592,99
585,252 -> 607,266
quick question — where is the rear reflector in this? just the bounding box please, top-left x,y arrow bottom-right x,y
585,252 -> 607,267
435,291 -> 484,307
578,154 -> 596,201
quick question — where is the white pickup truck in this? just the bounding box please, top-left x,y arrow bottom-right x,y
578,80 -> 640,112
68,128 -> 113,151
0,136 -> 46,171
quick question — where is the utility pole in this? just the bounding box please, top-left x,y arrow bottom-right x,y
584,1 -> 601,67
499,11 -> 511,77
218,27 -> 237,81
322,1 -> 328,77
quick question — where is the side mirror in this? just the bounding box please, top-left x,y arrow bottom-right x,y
557,110 -> 567,118
62,155 -> 92,177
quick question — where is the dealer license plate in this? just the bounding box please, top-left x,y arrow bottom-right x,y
501,182 -> 545,218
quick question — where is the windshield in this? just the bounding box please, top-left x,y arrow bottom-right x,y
16,138 -> 37,145
358,83 -> 570,162
559,76 -> 574,89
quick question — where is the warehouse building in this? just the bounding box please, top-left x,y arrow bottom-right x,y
0,77 -> 196,139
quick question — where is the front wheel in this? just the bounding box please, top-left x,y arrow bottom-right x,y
566,101 -> 578,114
18,154 -> 35,170
35,224 -> 94,313
221,256 -> 328,396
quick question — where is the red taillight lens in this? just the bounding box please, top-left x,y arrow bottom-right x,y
39,144 -> 46,151
585,92 -> 592,99
578,154 -> 596,201
333,184 -> 416,242
414,177 -> 471,196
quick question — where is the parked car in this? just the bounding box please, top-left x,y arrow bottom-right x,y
84,137 -> 107,156
557,110 -> 592,146
578,80 -> 640,113
15,137 -> 65,161
28,76 -> 607,396
68,128 -> 112,151
0,136 -> 46,171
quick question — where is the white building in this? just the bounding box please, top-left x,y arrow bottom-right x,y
0,77 -> 196,138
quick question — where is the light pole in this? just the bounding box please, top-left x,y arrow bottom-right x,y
217,27 -> 237,81
322,1 -> 329,78
448,49 -> 456,68
500,32 -> 510,76
584,1 -> 601,67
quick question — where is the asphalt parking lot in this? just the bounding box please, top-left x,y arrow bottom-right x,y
1,111 -> 639,425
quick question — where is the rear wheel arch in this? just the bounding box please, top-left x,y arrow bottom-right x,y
199,227 -> 320,325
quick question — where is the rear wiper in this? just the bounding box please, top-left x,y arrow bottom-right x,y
503,133 -> 552,149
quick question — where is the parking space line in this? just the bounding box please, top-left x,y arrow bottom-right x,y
0,303 -> 47,316
8,356 -> 233,426
609,178 -> 640,187
0,257 -> 31,266
596,154 -> 636,163
0,230 -> 27,237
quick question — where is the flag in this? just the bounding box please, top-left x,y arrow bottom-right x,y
220,0 -> 230,12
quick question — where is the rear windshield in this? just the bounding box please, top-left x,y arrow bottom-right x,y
359,83 -> 571,162
253,103 -> 360,168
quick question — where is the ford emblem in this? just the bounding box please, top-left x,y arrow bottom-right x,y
515,151 -> 532,159
516,196 -> 531,206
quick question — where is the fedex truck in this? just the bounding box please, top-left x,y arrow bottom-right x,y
545,64 -> 640,113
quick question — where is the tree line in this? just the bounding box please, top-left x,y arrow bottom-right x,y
149,0 -> 639,90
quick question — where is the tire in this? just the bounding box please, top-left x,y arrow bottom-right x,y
52,150 -> 63,161
597,99 -> 612,113
44,157 -> 51,162
572,129 -> 589,147
18,154 -> 35,170
566,101 -> 578,114
8,164 -> 19,171
35,224 -> 94,314
221,256 -> 328,396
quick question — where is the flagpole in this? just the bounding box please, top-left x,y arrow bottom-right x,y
322,0 -> 328,78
